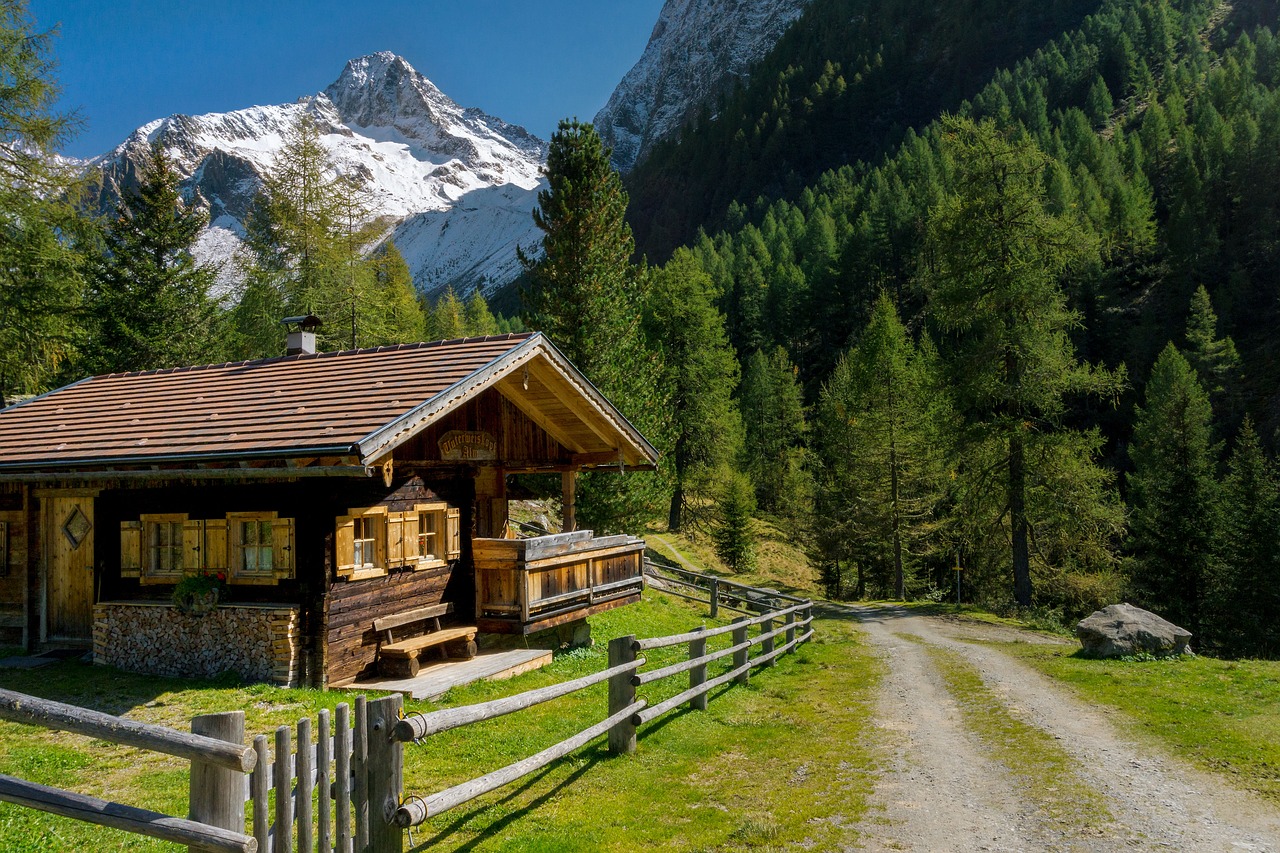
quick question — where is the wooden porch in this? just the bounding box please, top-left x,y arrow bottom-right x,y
472,531 -> 646,634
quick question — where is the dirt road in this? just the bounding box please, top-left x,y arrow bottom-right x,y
839,603 -> 1280,852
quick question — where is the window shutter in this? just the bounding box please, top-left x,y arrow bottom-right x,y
120,521 -> 141,577
386,512 -> 404,567
335,516 -> 355,577
446,507 -> 461,560
272,518 -> 295,578
401,510 -> 420,563
182,519 -> 204,572
229,517 -> 245,578
204,519 -> 228,571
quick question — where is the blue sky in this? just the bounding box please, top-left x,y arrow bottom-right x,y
31,1 -> 666,159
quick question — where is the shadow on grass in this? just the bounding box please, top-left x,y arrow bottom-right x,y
0,657 -> 237,717
407,749 -> 603,852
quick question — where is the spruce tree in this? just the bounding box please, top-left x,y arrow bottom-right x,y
0,1 -> 88,399
82,142 -> 223,373
1212,419 -> 1280,657
1127,343 -> 1219,637
645,248 -> 742,531
519,119 -> 667,532
1183,284 -> 1239,407
922,117 -> 1124,607
713,469 -> 757,572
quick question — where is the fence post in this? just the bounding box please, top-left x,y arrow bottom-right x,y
732,617 -> 750,686
188,711 -> 245,853
785,611 -> 796,648
367,694 -> 404,853
354,696 -> 369,853
761,616 -> 775,667
709,578 -> 719,618
274,725 -> 292,853
689,630 -> 708,712
607,635 -> 637,754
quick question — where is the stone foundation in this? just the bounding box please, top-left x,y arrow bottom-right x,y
93,601 -> 301,686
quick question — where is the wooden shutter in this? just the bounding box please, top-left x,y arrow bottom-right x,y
386,512 -> 405,567
204,519 -> 228,571
446,507 -> 461,560
182,519 -> 204,572
272,518 -> 295,579
335,516 -> 355,577
119,521 -> 141,577
401,510 -> 421,564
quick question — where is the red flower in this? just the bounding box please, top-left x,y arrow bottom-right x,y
215,572 -> 226,582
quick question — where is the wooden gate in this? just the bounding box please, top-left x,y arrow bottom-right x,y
43,492 -> 95,642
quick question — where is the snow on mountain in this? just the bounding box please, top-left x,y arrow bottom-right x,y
593,0 -> 813,172
88,52 -> 547,298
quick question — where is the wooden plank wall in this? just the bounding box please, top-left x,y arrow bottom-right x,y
0,484 -> 26,645
399,388 -> 573,467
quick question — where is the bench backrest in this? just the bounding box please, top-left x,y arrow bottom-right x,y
373,602 -> 453,634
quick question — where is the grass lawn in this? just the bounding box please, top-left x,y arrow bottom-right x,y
1003,644 -> 1280,802
0,588 -> 881,852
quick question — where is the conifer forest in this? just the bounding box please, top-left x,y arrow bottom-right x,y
6,0 -> 1280,657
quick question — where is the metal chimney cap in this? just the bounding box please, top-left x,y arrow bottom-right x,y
281,314 -> 323,331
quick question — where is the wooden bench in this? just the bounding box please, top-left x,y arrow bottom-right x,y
374,603 -> 478,678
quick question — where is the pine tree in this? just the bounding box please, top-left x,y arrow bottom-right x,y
1127,343 -> 1219,637
519,119 -> 667,531
0,1 -> 88,399
364,241 -> 424,346
464,289 -> 499,336
429,287 -> 466,340
645,248 -> 742,531
814,293 -> 951,600
922,117 -> 1124,607
1183,284 -> 1239,401
82,142 -> 223,373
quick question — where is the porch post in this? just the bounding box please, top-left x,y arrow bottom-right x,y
562,471 -> 577,532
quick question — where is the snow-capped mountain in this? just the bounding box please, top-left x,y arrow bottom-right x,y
88,52 -> 547,297
593,0 -> 813,172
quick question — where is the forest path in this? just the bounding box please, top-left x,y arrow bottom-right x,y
836,603 -> 1280,852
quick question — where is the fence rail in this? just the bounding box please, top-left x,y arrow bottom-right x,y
394,571 -> 814,830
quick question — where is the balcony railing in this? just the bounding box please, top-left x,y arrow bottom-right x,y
472,531 -> 646,633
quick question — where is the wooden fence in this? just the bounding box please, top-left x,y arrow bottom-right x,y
0,571 -> 812,851
643,556 -> 809,618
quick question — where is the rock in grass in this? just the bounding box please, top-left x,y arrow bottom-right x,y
1076,603 -> 1193,658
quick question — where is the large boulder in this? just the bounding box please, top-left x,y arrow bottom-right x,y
1076,603 -> 1192,658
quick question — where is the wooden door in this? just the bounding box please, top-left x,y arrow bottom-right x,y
44,494 -> 95,642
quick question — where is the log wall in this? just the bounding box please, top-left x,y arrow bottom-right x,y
93,602 -> 301,686
0,485 -> 27,645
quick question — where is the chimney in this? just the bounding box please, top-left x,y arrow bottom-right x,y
282,315 -> 323,356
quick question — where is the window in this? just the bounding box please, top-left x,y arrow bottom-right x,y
335,507 -> 387,580
137,514 -> 188,583
336,503 -> 459,580
228,512 -> 294,584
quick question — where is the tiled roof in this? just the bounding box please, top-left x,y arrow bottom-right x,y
0,335 -> 537,469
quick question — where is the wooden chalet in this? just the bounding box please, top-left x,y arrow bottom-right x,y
0,333 -> 658,688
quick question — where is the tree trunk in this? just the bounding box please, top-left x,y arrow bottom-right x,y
1010,432 -> 1032,607
668,485 -> 683,532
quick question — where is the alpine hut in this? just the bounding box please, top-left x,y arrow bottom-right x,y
0,332 -> 657,687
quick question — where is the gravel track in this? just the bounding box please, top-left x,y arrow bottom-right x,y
836,602 -> 1280,852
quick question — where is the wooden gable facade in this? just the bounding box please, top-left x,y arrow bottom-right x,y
0,333 -> 657,688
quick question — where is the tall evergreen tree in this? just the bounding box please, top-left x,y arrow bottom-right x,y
713,469 -> 757,572
645,248 -> 742,531
519,119 -> 667,531
364,241 -> 424,346
1183,284 -> 1239,408
1212,419 -> 1280,657
1127,343 -> 1219,637
922,116 -> 1123,607
82,142 -> 223,373
464,289 -> 499,336
814,293 -> 951,600
428,287 -> 466,340
739,346 -> 807,515
0,1 -> 88,399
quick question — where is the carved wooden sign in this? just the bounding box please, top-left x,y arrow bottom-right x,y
438,430 -> 498,462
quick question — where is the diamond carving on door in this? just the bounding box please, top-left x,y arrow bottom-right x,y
62,505 -> 92,550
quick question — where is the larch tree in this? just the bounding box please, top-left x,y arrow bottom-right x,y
922,116 -> 1124,608
0,1 -> 89,400
82,142 -> 223,373
814,293 -> 951,600
645,248 -> 741,531
519,119 -> 667,532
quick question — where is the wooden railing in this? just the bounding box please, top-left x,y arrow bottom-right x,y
473,530 -> 646,631
643,556 -> 808,618
393,582 -> 814,830
0,689 -> 402,853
